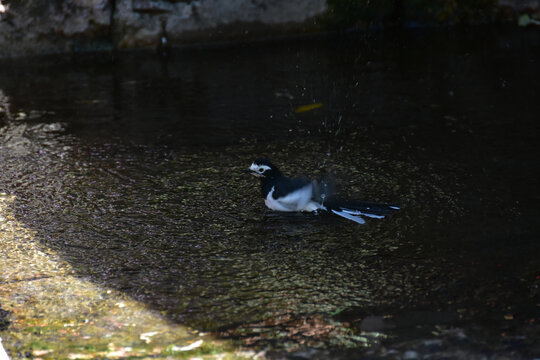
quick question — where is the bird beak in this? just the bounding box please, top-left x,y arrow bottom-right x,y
242,169 -> 257,176
243,168 -> 263,177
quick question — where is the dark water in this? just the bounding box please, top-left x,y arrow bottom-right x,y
1,27 -> 539,358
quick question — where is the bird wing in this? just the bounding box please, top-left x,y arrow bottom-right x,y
271,177 -> 314,211
272,177 -> 311,198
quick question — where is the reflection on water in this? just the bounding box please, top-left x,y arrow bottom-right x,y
1,28 -> 539,357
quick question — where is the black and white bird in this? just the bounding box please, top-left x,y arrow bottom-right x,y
247,158 -> 399,224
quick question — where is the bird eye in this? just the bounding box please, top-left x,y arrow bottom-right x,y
258,168 -> 264,173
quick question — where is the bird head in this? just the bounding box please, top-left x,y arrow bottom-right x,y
247,158 -> 281,179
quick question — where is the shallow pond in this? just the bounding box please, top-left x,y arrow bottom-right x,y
1,27 -> 539,358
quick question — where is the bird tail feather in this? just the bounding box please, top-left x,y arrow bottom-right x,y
326,198 -> 399,224
331,209 -> 366,224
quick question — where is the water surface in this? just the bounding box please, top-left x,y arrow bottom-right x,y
1,28 -> 539,358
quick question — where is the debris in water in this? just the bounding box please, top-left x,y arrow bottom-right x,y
140,331 -> 159,344
169,339 -> 203,352
518,14 -> 540,26
295,103 -> 323,113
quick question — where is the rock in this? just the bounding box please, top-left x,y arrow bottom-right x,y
0,0 -> 327,57
499,0 -> 540,12
403,350 -> 420,360
359,315 -> 395,332
0,308 -> 9,331
0,0 -> 112,57
113,0 -> 327,48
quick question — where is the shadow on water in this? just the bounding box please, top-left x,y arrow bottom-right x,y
1,27 -> 540,357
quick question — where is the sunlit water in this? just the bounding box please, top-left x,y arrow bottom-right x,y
1,28 -> 539,357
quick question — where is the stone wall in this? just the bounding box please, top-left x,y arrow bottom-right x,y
0,0 -> 327,57
0,0 -> 539,58
0,0 -> 112,57
115,0 -> 327,48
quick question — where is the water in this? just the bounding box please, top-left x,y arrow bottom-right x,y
1,28 -> 539,358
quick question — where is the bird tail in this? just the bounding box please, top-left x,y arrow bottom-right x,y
325,198 -> 400,225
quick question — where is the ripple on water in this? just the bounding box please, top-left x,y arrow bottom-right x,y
0,121 -> 461,350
